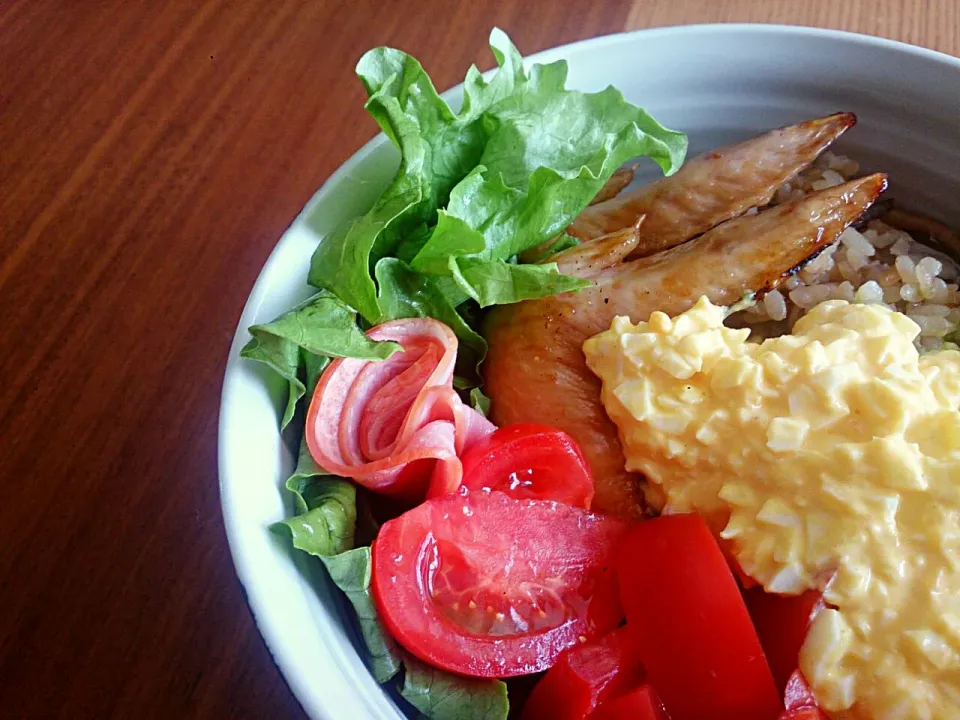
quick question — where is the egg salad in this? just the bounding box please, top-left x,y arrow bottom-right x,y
583,297 -> 960,719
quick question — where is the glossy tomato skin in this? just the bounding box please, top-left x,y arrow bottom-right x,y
591,685 -> 671,720
745,588 -> 823,693
459,424 -> 594,507
617,514 -> 781,720
521,626 -> 644,720
372,489 -> 629,677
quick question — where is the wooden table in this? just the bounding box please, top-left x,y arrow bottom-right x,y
2,1 -> 955,717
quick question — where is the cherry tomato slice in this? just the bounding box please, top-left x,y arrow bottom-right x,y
784,670 -> 819,711
521,626 -> 645,720
617,514 -> 781,720
372,490 -> 629,677
745,588 -> 823,693
459,424 -> 594,507
592,685 -> 671,720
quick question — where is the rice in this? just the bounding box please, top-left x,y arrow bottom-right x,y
895,256 -> 917,285
730,154 -> 960,352
763,289 -> 788,321
839,227 -> 875,257
854,280 -> 884,304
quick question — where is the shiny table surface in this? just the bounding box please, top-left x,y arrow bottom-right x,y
2,1 -> 956,717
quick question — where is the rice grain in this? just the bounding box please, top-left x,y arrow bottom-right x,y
729,154 -> 960,352
896,256 -> 917,284
855,281 -> 884,304
763,290 -> 788,321
900,284 -> 922,303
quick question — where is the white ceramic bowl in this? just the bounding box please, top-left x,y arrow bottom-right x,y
219,24 -> 960,720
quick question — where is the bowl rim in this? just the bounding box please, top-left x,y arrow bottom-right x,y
217,22 -> 960,720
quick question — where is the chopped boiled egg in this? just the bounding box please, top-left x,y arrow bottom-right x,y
583,297 -> 960,719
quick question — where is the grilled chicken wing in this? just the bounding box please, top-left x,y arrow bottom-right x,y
589,166 -> 635,206
485,174 -> 888,519
545,225 -> 641,277
567,113 -> 857,260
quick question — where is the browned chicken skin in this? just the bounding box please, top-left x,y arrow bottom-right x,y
546,225 -> 642,277
485,174 -> 888,519
567,113 -> 857,260
589,166 -> 635,206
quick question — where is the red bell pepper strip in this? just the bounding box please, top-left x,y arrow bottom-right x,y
591,684 -> 671,720
617,514 -> 781,720
522,626 -> 645,720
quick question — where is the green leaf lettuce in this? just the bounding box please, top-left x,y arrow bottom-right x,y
402,655 -> 508,720
308,27 -> 686,323
240,292 -> 398,427
321,547 -> 403,683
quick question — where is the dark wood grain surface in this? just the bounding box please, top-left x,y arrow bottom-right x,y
1,2 -> 955,718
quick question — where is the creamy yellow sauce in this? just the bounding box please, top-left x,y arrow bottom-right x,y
583,297 -> 960,719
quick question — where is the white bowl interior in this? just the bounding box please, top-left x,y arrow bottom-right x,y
219,24 -> 960,720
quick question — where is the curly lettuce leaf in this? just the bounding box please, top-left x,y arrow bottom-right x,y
284,438 -> 326,514
321,547 -> 403,683
247,291 -> 399,359
277,349 -> 332,515
307,28 -> 686,324
375,257 -> 485,384
241,293 -> 397,427
308,32 -> 525,323
375,258 -> 484,357
240,325 -> 304,429
478,68 -> 685,186
409,74 -> 686,302
453,256 -> 588,308
307,124 -> 432,323
271,478 -> 356,557
302,347 -> 329,392
401,655 -> 509,720
269,345 -> 357,557
469,387 -> 491,417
